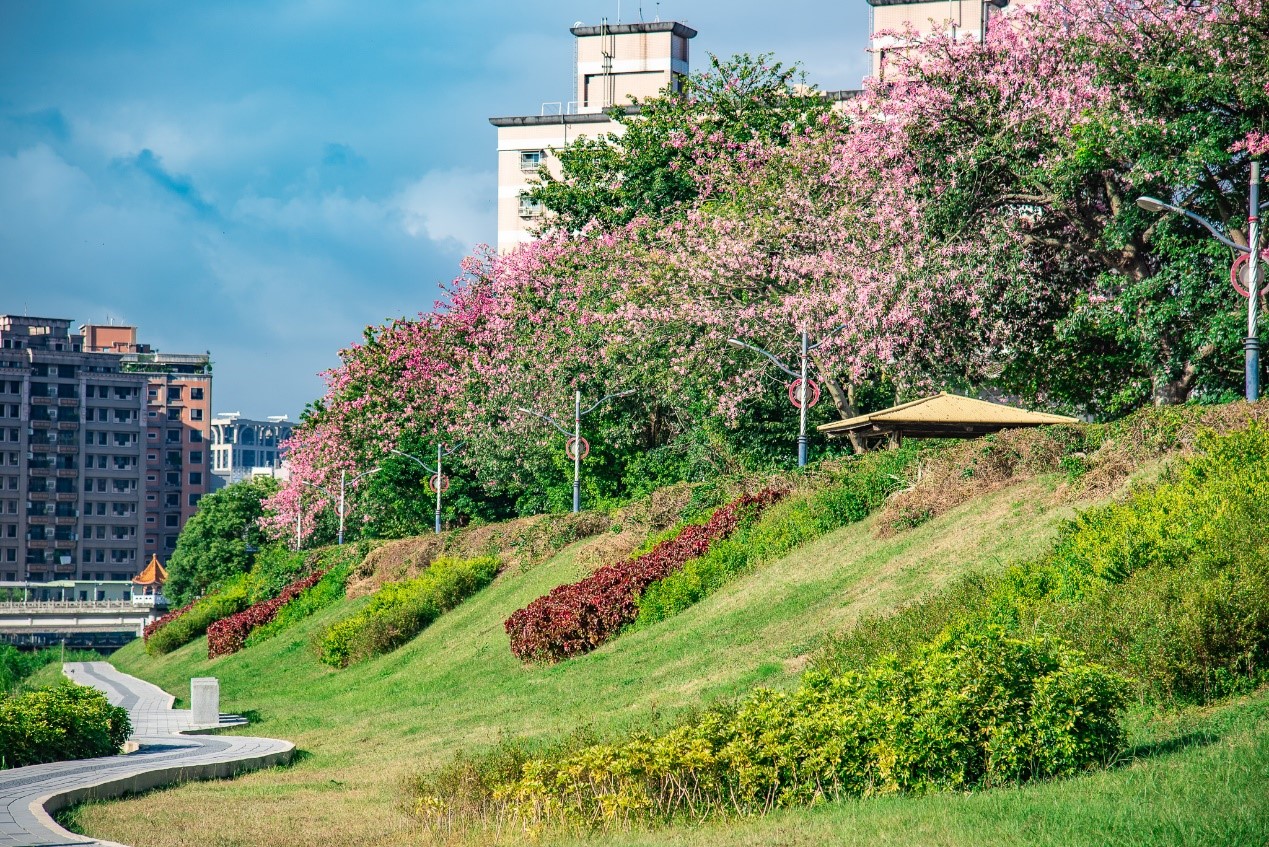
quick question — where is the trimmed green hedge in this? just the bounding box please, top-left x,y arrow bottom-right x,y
319,556 -> 500,668
145,576 -> 251,656
636,447 -> 919,626
0,682 -> 131,769
245,558 -> 355,648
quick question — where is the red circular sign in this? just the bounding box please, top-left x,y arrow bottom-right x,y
426,474 -> 450,493
566,437 -> 590,460
788,378 -> 821,409
1231,250 -> 1269,298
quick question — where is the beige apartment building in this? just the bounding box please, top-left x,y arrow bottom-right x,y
867,0 -> 1037,78
489,20 -> 697,253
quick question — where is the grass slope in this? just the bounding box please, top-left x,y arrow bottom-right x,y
76,476 -> 1139,846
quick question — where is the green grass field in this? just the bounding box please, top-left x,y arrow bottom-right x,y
60,471 -> 1267,846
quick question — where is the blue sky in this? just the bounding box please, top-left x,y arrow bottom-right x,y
0,1 -> 870,419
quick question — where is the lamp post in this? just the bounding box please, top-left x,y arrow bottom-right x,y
519,389 -> 635,512
390,444 -> 463,534
299,466 -> 379,545
729,326 -> 847,467
1137,161 -> 1262,400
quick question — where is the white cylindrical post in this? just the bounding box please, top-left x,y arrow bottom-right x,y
435,443 -> 443,534
573,390 -> 582,513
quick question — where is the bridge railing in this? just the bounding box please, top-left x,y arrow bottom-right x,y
0,600 -> 156,612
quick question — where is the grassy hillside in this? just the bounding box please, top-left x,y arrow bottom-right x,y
72,474 -> 1094,847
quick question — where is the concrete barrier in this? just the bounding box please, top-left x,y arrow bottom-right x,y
191,677 -> 219,725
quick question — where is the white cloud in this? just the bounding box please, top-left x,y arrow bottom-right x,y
394,167 -> 495,249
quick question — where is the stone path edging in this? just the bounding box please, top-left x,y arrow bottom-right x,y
0,661 -> 294,846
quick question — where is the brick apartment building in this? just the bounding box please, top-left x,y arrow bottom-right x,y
81,324 -> 212,561
0,316 -> 211,583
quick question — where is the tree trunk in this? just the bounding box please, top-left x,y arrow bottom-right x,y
815,358 -> 867,453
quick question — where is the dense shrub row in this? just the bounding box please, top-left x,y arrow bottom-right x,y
0,682 -> 131,769
819,425 -> 1269,705
144,578 -> 252,656
245,559 -> 356,648
142,599 -> 197,642
505,489 -> 784,663
414,630 -> 1125,836
637,449 -> 918,625
207,569 -> 329,658
319,555 -> 500,668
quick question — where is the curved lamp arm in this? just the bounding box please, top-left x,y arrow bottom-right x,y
517,407 -> 572,438
581,389 -> 636,417
727,338 -> 799,379
1137,196 -> 1246,253
389,448 -> 436,475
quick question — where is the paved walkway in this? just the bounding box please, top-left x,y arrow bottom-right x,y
0,662 -> 293,846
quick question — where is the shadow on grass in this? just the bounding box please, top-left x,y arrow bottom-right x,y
1120,728 -> 1219,765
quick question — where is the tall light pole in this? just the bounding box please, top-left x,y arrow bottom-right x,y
300,466 -> 379,545
729,326 -> 847,467
391,444 -> 462,534
1138,161 -> 1263,401
519,389 -> 635,512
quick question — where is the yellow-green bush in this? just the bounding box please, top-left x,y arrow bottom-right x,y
820,425 -> 1269,705
415,630 -> 1125,837
319,555 -> 499,668
0,682 -> 131,768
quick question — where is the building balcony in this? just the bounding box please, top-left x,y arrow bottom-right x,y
57,398 -> 78,408
27,538 -> 55,549
28,490 -> 53,501
54,492 -> 77,502
54,516 -> 78,527
55,444 -> 77,455
53,563 -> 77,574
30,396 -> 54,406
28,467 -> 54,477
56,421 -> 79,431
30,419 -> 53,429
28,514 -> 54,525
55,469 -> 78,478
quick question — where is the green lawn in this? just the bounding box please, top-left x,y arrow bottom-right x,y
65,473 -> 1221,847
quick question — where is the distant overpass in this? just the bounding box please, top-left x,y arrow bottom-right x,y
0,600 -> 165,652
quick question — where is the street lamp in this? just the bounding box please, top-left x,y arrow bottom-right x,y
1137,161 -> 1262,400
729,325 -> 847,467
390,444 -> 463,534
299,466 -> 380,545
519,389 -> 636,512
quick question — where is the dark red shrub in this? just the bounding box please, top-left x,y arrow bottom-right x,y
206,570 -> 327,659
505,489 -> 783,663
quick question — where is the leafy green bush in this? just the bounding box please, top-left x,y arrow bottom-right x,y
414,630 -> 1125,836
246,556 -> 356,647
144,576 -> 251,656
0,682 -> 131,769
636,448 -> 918,626
819,425 -> 1269,705
319,556 -> 499,668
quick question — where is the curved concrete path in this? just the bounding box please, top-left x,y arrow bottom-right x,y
0,661 -> 293,846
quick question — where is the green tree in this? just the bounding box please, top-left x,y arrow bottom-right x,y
165,477 -> 279,605
526,53 -> 835,233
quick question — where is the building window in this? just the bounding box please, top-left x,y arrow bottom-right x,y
190,430 -> 202,443
188,493 -> 201,507
189,451 -> 203,464
190,387 -> 204,400
167,408 -> 181,421
190,408 -> 203,421
165,514 -> 179,527
520,150 -> 544,171
169,386 -> 183,400
518,193 -> 543,218
188,471 -> 202,485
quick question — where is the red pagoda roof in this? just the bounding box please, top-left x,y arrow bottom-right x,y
132,554 -> 168,586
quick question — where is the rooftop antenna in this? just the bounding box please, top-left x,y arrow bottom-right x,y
617,0 -> 621,22
655,2 -> 660,22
